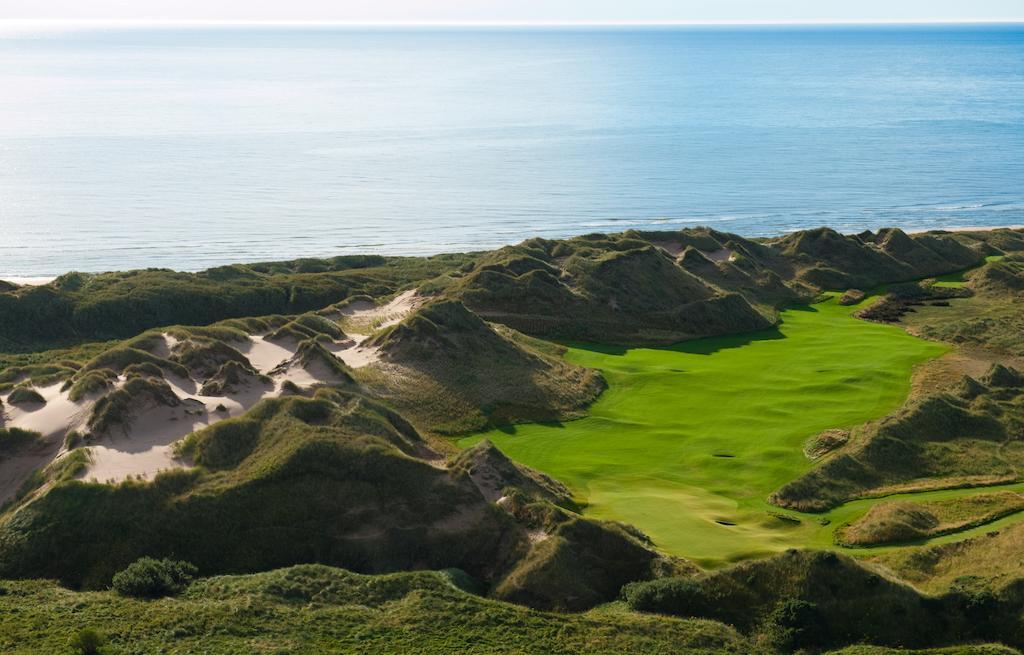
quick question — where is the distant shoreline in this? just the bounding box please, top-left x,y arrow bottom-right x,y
3,223 -> 1021,286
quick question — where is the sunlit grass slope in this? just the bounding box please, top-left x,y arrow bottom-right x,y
462,297 -> 947,565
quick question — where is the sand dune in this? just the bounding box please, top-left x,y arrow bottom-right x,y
334,290 -> 425,367
2,294 -> 423,492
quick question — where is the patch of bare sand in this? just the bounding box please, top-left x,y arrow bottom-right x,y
148,333 -> 180,359
0,383 -> 92,504
340,289 -> 426,332
331,289 -> 426,367
240,335 -> 298,374
0,276 -> 56,286
84,373 -> 280,484
327,339 -> 381,369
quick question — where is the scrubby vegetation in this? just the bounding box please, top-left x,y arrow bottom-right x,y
0,254 -> 473,351
0,427 -> 42,456
623,549 -> 1023,651
111,557 -> 197,598
0,564 -> 760,655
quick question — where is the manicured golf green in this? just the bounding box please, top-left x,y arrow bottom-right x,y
461,297 -> 951,566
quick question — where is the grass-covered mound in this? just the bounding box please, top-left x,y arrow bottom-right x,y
198,360 -> 269,396
874,520 -> 1024,595
837,492 -> 1024,547
5,386 -> 45,406
0,391 -> 670,609
770,227 -> 980,290
289,338 -> 356,384
903,255 -> 1024,357
445,234 -> 775,344
86,375 -> 181,435
169,337 -> 253,380
452,439 -> 575,506
623,549 -> 1022,652
0,253 -> 470,351
491,492 -> 692,611
771,365 -> 1024,512
0,564 -> 758,655
267,312 -> 348,343
78,346 -> 190,379
0,427 -> 42,457
362,300 -> 606,433
0,391 -> 505,588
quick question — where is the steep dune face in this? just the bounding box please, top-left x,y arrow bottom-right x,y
362,300 -> 606,434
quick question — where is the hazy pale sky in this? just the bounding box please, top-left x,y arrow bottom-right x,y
2,0 -> 1022,24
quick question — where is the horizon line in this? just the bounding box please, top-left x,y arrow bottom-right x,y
2,18 -> 1023,28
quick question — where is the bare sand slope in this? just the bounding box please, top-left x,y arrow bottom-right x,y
84,370 -> 279,484
334,290 -> 426,367
0,383 -> 92,504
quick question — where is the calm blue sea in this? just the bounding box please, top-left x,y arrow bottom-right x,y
0,24 -> 1022,276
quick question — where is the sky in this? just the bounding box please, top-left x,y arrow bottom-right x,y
1,0 -> 1022,24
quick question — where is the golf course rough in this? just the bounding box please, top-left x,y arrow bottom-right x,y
461,296 -> 951,566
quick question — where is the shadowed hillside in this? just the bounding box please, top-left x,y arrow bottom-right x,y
623,549 -> 1023,652
771,365 -> 1024,512
361,299 -> 606,433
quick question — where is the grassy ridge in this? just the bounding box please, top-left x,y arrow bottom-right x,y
837,492 -> 1024,547
0,254 -> 471,351
0,564 -> 758,655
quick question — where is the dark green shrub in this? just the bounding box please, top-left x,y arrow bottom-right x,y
111,557 -> 197,598
69,628 -> 106,655
622,577 -> 711,617
763,598 -> 825,651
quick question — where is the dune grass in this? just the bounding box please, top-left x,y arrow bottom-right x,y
0,564 -> 758,655
462,296 -> 949,565
837,492 -> 1024,547
930,255 -> 1004,288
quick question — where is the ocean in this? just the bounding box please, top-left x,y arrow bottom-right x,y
0,23 -> 1022,276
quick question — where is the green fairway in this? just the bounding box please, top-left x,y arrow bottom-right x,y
461,297 -> 951,565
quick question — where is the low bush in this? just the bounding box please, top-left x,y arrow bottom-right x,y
69,628 -> 106,655
111,557 -> 197,598
0,427 -> 43,455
